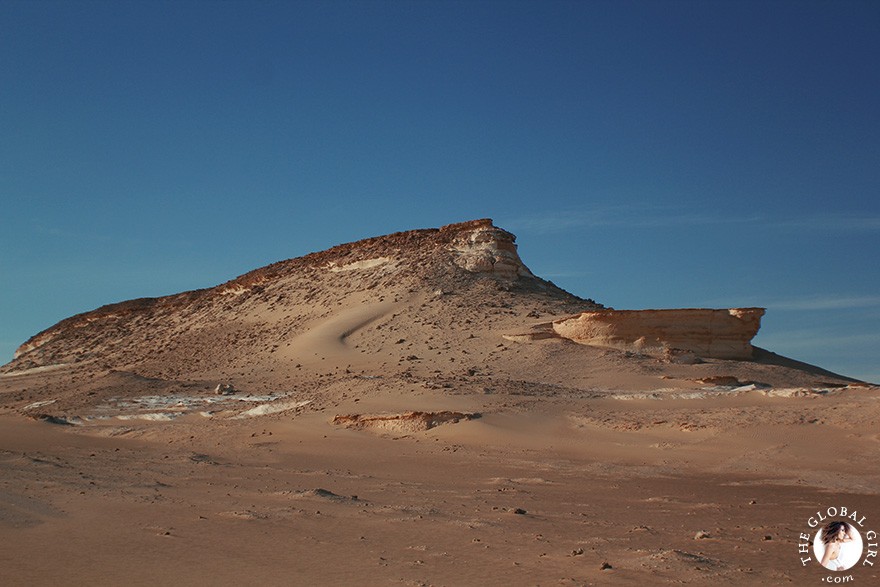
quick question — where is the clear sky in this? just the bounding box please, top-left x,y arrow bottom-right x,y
1,0 -> 878,382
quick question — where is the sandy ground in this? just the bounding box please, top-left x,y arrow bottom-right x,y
2,377 -> 879,586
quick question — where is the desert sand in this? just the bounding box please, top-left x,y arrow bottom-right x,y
2,219 -> 878,586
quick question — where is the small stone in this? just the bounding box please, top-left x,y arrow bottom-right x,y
694,531 -> 711,540
571,548 -> 584,556
600,561 -> 612,570
763,535 -> 772,541
214,383 -> 236,395
512,508 -> 527,515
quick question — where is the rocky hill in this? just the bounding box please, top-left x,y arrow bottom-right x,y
0,219 -> 860,419
4,219 -> 594,375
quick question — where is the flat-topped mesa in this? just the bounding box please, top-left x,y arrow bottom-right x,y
552,308 -> 765,360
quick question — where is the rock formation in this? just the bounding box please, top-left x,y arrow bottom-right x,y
0,218 -> 860,420
551,308 -> 765,360
332,411 -> 480,434
4,219 -> 593,375
448,223 -> 533,279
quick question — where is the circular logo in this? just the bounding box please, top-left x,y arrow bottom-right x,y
812,520 -> 864,571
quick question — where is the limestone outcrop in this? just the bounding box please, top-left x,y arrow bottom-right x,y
447,222 -> 533,279
552,308 -> 765,360
332,411 -> 480,434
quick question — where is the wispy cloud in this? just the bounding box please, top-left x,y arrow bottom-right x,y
774,214 -> 880,232
33,223 -> 116,242
31,222 -> 195,249
767,295 -> 880,311
500,205 -> 762,234
705,294 -> 880,312
756,330 -> 880,351
753,330 -> 880,383
501,207 -> 880,235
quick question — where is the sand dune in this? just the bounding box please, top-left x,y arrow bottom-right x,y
282,299 -> 403,366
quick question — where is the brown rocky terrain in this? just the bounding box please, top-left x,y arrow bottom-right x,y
1,219 -> 877,586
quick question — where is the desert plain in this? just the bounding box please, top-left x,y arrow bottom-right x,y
2,220 -> 878,586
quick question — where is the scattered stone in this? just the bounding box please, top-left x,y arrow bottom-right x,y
629,525 -> 653,533
214,383 -> 237,395
33,414 -> 75,426
699,375 -> 744,386
665,348 -> 701,364
732,383 -> 769,392
189,453 -> 218,465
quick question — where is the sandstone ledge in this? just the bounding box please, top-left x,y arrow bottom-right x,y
551,308 -> 765,360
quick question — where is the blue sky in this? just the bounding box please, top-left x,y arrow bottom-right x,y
1,0 -> 878,382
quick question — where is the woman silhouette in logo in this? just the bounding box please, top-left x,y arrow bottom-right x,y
820,521 -> 855,571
